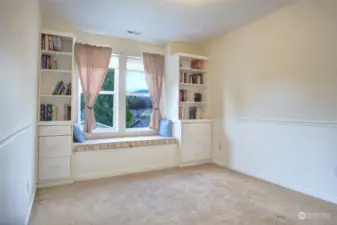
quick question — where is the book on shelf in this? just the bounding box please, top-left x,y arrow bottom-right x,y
41,34 -> 62,51
179,106 -> 204,120
52,106 -> 57,121
188,107 -> 204,120
46,104 -> 53,121
180,72 -> 203,85
40,104 -> 46,121
41,54 -> 58,70
191,60 -> 205,70
180,90 -> 203,103
39,104 -> 71,122
64,104 -> 71,121
50,81 -> 71,96
66,82 -> 72,95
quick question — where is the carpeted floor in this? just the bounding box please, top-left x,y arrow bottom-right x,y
30,164 -> 337,225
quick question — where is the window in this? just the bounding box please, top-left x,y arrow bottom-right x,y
126,56 -> 152,128
80,55 -> 118,129
79,53 -> 152,133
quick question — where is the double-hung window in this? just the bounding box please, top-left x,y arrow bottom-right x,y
79,53 -> 152,134
125,56 -> 152,129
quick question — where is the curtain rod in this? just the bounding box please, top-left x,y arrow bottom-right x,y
75,41 -> 165,56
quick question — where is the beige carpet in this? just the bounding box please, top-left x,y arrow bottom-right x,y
30,164 -> 337,225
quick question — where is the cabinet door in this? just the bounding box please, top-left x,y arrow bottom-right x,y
39,157 -> 71,180
39,136 -> 72,158
181,134 -> 211,163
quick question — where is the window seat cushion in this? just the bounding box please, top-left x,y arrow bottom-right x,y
73,136 -> 177,153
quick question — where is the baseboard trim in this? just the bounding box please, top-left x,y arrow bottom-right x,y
73,164 -> 178,181
179,159 -> 212,167
226,166 -> 337,205
37,178 -> 73,188
212,159 -> 227,167
25,188 -> 36,225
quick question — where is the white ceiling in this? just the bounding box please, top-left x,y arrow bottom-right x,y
41,0 -> 297,44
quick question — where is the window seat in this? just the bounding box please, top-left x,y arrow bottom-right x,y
73,136 -> 178,153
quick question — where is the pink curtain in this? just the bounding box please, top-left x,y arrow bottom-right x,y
75,43 -> 112,133
143,53 -> 165,132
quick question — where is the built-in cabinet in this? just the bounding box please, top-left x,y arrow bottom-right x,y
173,120 -> 212,165
37,30 -> 75,187
164,52 -> 212,165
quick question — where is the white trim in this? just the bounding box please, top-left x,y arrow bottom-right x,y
237,117 -> 337,127
86,128 -> 156,139
179,160 -> 212,167
40,29 -> 76,39
73,164 -> 177,181
174,52 -> 208,61
25,188 -> 36,225
99,91 -> 115,95
213,159 -> 227,167
172,119 -> 213,124
37,178 -> 74,188
126,93 -> 150,97
0,124 -> 32,147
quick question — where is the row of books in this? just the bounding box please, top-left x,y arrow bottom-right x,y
41,55 -> 58,70
41,34 -> 62,52
51,81 -> 72,95
191,60 -> 205,70
179,90 -> 202,102
180,60 -> 205,70
179,107 -> 204,120
180,73 -> 203,84
40,104 -> 71,121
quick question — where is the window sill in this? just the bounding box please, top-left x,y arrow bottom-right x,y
85,128 -> 156,140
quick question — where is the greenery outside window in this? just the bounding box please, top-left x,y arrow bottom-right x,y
79,54 -> 152,133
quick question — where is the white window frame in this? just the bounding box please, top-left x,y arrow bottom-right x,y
79,53 -> 155,138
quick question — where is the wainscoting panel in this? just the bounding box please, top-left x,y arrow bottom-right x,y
212,117 -> 337,204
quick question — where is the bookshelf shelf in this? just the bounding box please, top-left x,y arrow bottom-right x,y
165,52 -> 209,121
40,95 -> 72,98
40,69 -> 72,74
180,83 -> 206,88
38,31 -> 74,124
180,67 -> 207,73
41,50 -> 72,56
38,121 -> 73,126
180,101 -> 208,105
175,52 -> 208,61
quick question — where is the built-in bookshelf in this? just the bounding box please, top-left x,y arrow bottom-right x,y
165,53 -> 209,121
38,31 -> 75,124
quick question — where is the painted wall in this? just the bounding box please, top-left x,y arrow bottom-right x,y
0,0 -> 40,224
170,41 -> 204,55
205,0 -> 337,204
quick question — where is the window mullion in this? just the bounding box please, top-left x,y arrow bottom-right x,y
117,53 -> 126,132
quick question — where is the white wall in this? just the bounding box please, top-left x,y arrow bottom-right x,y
0,0 -> 40,224
205,0 -> 337,204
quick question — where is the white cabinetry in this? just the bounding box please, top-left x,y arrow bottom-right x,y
37,30 -> 75,188
173,120 -> 212,166
38,125 -> 73,187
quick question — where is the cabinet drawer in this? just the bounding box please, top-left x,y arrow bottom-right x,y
39,157 -> 71,180
183,123 -> 211,136
39,125 -> 72,136
181,134 -> 211,163
39,136 -> 72,158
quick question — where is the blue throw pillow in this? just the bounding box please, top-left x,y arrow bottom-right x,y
73,124 -> 85,143
159,118 -> 172,137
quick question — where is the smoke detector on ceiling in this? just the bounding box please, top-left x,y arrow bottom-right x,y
127,30 -> 142,35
